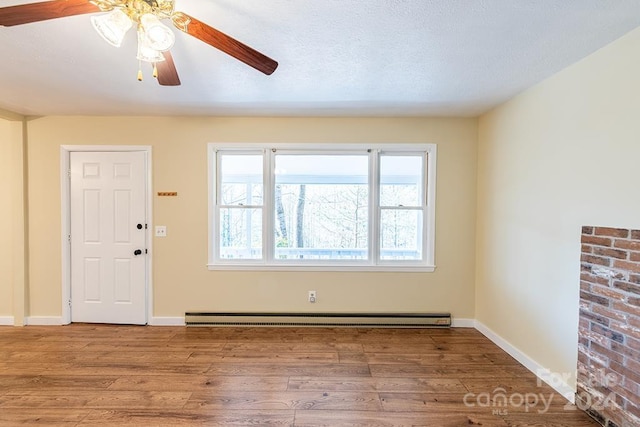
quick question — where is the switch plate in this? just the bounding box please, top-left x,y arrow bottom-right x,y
155,226 -> 167,237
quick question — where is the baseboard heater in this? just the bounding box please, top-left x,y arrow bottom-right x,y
184,312 -> 451,328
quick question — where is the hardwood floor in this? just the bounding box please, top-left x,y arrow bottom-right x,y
0,325 -> 600,426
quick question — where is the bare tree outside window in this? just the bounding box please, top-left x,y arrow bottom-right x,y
274,154 -> 369,260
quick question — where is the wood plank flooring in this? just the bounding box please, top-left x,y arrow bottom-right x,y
0,325 -> 600,426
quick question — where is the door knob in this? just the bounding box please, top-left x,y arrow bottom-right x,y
137,224 -> 143,230
134,249 -> 142,256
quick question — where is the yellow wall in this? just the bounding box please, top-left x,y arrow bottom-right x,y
26,117 -> 477,319
0,117 -> 26,322
0,119 -> 14,316
476,27 -> 640,385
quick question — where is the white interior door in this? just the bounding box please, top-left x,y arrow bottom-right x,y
70,151 -> 147,324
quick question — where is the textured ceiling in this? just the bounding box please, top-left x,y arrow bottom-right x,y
1,0 -> 640,117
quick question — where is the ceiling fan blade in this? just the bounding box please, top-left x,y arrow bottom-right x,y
156,51 -> 181,86
173,13 -> 278,75
0,0 -> 100,27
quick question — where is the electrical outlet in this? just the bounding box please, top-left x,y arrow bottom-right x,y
308,290 -> 317,303
155,226 -> 167,237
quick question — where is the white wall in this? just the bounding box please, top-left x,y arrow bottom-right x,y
477,27 -> 640,388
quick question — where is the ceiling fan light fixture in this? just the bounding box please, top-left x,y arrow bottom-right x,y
140,13 -> 175,52
136,26 -> 165,63
91,8 -> 132,47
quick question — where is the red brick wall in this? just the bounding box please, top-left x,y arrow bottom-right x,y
579,226 -> 640,427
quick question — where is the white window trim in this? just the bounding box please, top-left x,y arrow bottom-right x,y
208,143 -> 437,272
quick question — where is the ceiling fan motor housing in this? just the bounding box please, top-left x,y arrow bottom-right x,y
91,0 -> 175,20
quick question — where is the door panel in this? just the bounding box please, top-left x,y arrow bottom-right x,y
83,258 -> 101,301
114,258 -> 132,302
70,151 -> 147,324
83,189 -> 101,242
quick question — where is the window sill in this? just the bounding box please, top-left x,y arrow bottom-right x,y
207,263 -> 436,272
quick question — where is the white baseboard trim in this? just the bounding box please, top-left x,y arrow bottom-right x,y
474,320 -> 575,404
25,316 -> 64,326
451,318 -> 475,328
149,317 -> 185,326
0,316 -> 15,326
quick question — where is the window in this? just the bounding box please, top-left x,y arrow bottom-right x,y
218,153 -> 263,260
209,144 -> 436,271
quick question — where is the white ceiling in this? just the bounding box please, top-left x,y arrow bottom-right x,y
1,0 -> 640,117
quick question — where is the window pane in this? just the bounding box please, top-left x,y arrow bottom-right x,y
220,154 -> 263,205
380,209 -> 422,260
380,155 -> 422,207
274,155 -> 368,260
219,208 -> 262,259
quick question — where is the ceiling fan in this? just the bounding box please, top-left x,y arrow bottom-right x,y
0,0 -> 278,86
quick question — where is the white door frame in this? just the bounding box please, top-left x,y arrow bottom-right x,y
60,145 -> 153,325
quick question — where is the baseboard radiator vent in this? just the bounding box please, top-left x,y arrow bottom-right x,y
185,312 -> 451,328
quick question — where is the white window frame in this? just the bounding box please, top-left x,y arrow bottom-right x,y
208,143 -> 437,272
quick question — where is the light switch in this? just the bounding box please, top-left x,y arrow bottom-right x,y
155,226 -> 167,237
